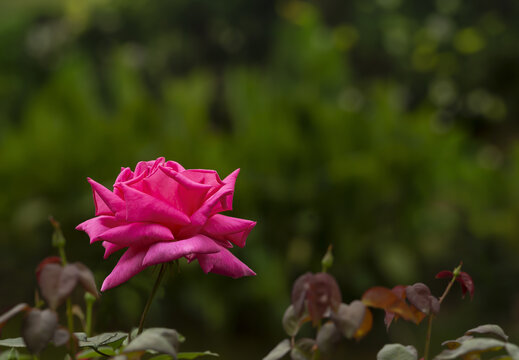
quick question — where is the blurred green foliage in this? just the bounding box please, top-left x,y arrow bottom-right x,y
1,0 -> 519,358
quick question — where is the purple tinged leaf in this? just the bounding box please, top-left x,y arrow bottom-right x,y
52,327 -> 70,347
0,303 -> 30,331
38,262 -> 99,309
316,321 -> 341,353
306,273 -> 342,325
291,273 -> 313,317
38,264 -> 75,309
35,257 -> 62,281
72,262 -> 100,298
405,283 -> 440,315
22,309 -> 58,354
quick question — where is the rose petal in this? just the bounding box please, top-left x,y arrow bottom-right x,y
115,167 -> 134,184
76,216 -> 123,241
196,246 -> 255,278
202,214 -> 256,248
211,169 -> 239,214
146,167 -> 212,215
182,169 -> 223,187
164,160 -> 185,172
120,184 -> 191,226
142,234 -> 221,267
188,170 -> 239,227
101,247 -> 149,291
93,222 -> 174,247
87,178 -> 125,216
102,241 -> 124,259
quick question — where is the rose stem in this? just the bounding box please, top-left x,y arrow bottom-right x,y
423,262 -> 462,360
138,263 -> 167,335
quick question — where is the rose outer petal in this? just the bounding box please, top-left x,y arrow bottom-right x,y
102,241 -> 124,259
211,169 -> 240,214
202,214 -> 256,248
87,178 -> 125,216
75,216 -> 123,241
142,234 -> 222,267
196,246 -> 255,278
101,247 -> 149,291
93,222 -> 174,247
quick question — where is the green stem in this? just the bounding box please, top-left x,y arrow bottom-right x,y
138,264 -> 167,335
423,264 -> 461,360
423,315 -> 433,360
84,293 -> 96,337
58,246 -> 68,265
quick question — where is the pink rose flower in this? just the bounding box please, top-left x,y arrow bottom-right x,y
76,158 -> 256,291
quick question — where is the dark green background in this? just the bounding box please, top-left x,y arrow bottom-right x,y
1,0 -> 519,358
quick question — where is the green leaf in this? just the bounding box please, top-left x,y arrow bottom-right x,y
263,339 -> 291,360
505,343 -> 519,360
290,338 -> 315,360
434,338 -> 506,359
177,351 -> 220,359
377,344 -> 418,360
124,328 -> 183,358
76,332 -> 128,348
76,346 -> 117,359
282,305 -> 303,337
0,338 -> 26,348
465,324 -> 509,341
0,348 -> 32,360
148,356 -> 173,360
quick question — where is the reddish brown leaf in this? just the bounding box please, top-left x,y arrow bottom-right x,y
384,285 -> 406,330
436,270 -> 475,300
361,287 -> 421,324
435,270 -> 453,279
354,307 -> 373,341
458,272 -> 474,300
